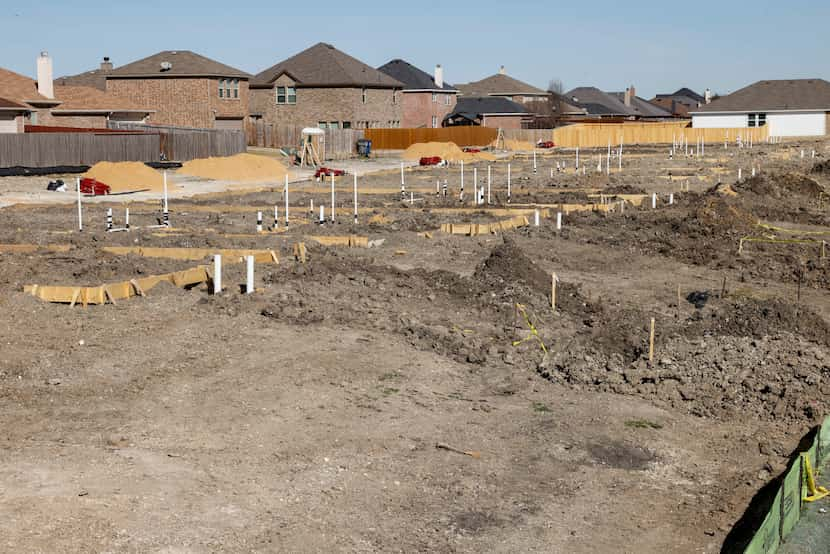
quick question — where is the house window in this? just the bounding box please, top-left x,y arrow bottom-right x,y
233,79 -> 239,99
329,121 -> 339,129
318,121 -> 327,129
287,87 -> 296,104
223,79 -> 232,99
432,92 -> 438,103
362,87 -> 367,104
432,116 -> 438,128
343,121 -> 351,129
748,113 -> 767,127
445,94 -> 451,106
219,79 -> 225,98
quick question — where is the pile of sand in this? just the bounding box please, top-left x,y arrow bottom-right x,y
178,153 -> 287,182
402,142 -> 495,163
494,139 -> 535,151
83,162 -> 164,193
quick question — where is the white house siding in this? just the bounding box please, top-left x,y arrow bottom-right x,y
691,114 -> 748,128
767,112 -> 826,137
0,114 -> 19,133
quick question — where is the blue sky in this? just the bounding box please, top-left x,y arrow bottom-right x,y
3,0 -> 829,98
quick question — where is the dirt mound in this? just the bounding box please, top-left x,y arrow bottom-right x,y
604,184 -> 646,195
402,142 -> 495,163
83,162 -> 164,192
178,153 -> 287,182
733,173 -> 823,198
473,238 -> 551,300
811,160 -> 830,175
693,197 -> 758,233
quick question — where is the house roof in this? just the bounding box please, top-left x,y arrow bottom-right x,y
377,59 -> 456,91
0,96 -> 28,111
253,43 -> 402,89
655,87 -> 704,103
693,79 -> 830,113
108,50 -> 250,79
448,96 -> 528,121
566,87 -> 634,116
609,92 -> 672,117
455,73 -> 546,97
55,68 -> 110,91
52,85 -> 152,113
0,67 -> 61,106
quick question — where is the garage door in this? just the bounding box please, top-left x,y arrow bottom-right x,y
0,115 -> 18,133
214,118 -> 244,131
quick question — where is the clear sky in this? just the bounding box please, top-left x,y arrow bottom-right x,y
3,0 -> 828,99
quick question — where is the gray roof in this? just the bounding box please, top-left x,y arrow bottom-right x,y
655,87 -> 704,103
448,96 -> 527,120
693,79 -> 830,113
108,51 -> 250,79
566,87 -> 634,116
377,59 -> 456,91
253,43 -> 402,89
609,92 -> 672,117
455,73 -> 546,97
55,69 -> 109,91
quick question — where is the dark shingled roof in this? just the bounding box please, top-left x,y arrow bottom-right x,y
450,96 -> 527,118
377,59 -> 456,91
609,92 -> 671,117
655,87 -> 705,103
253,43 -> 402,89
55,69 -> 110,91
108,51 -> 250,79
693,79 -> 830,113
566,87 -> 634,116
455,73 -> 546,97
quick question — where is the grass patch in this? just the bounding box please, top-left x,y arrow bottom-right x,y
532,402 -> 551,413
381,387 -> 399,397
624,418 -> 663,430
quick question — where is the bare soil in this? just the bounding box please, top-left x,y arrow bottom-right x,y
1,137 -> 829,553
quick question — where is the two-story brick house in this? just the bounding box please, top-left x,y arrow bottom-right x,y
249,43 -> 403,130
377,60 -> 458,128
99,51 -> 251,130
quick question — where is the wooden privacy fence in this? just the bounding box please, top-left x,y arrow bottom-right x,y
364,127 -> 498,150
246,121 -> 364,160
0,133 -> 160,168
108,122 -> 246,161
548,122 -> 768,148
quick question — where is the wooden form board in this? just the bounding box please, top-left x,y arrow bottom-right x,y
306,235 -> 369,248
440,214 -> 531,236
24,265 -> 210,306
102,246 -> 279,264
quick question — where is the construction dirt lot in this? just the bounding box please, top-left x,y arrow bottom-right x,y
2,139 -> 830,553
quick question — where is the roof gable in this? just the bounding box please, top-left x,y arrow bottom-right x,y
455,73 -> 546,97
377,59 -> 456,91
254,43 -> 402,88
0,67 -> 59,105
108,51 -> 250,79
609,92 -> 671,117
451,96 -> 527,116
694,79 -> 830,113
566,87 -> 634,116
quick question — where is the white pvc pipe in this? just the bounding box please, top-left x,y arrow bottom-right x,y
107,208 -> 113,231
507,163 -> 511,202
473,167 -> 478,205
487,165 -> 491,204
256,211 -> 263,233
534,209 -> 540,227
284,174 -> 289,227
575,146 -> 579,170
606,141 -> 611,175
330,172 -> 335,222
651,192 -> 657,209
669,193 -> 674,205
353,173 -> 358,224
410,191 -> 414,205
246,255 -> 254,294
125,207 -> 130,230
163,170 -> 169,226
460,161 -> 464,201
619,138 -> 623,170
76,177 -> 83,231
213,254 -> 222,294
319,204 -> 325,224
400,162 -> 404,186
556,211 -> 562,230
274,205 -> 278,229
738,168 -> 742,180
533,149 -> 537,172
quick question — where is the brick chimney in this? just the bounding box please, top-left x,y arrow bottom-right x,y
100,56 -> 113,71
624,85 -> 635,107
434,64 -> 443,88
498,65 -> 506,75
36,51 -> 54,99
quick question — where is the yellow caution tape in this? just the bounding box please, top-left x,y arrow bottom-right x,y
802,453 -> 830,502
757,223 -> 830,236
741,236 -> 823,246
512,303 -> 548,354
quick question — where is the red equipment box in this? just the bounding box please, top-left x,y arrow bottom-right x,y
79,178 -> 111,195
419,156 -> 442,166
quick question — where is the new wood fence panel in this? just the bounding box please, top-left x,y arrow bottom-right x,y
0,133 -> 160,168
550,122 -> 768,148
364,127 -> 498,150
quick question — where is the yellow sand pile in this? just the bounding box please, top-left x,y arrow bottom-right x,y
83,162 -> 164,192
178,153 -> 288,182
402,142 -> 495,162
494,139 -> 535,151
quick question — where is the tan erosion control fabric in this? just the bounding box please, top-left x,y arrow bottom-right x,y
178,153 -> 288,182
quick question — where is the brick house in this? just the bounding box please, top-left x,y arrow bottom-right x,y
249,43 -> 403,130
444,97 -> 529,129
0,53 -> 151,131
97,51 -> 251,130
377,60 -> 458,128
455,67 -> 549,105
650,87 -> 706,117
